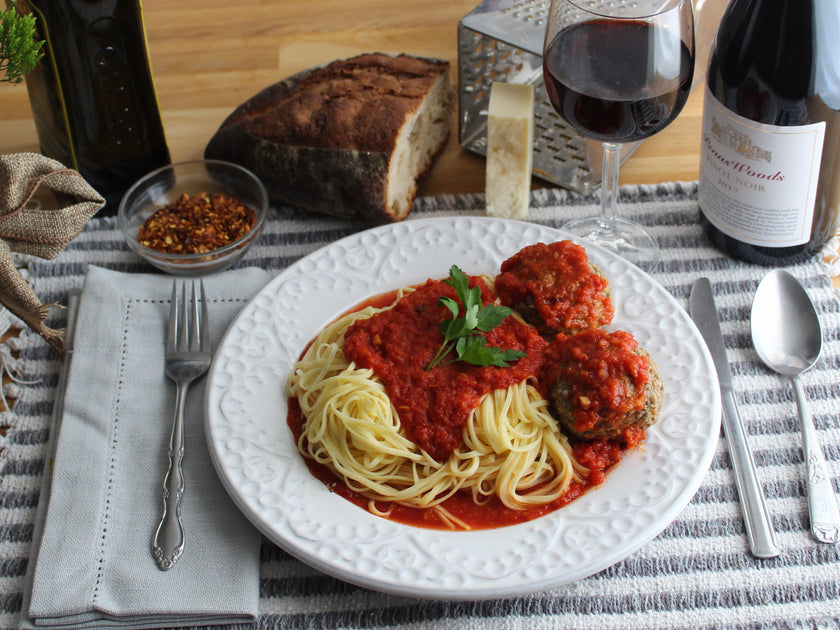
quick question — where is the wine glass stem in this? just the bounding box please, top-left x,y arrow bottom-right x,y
599,142 -> 621,233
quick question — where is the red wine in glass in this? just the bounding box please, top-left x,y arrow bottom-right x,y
542,0 -> 695,272
543,20 -> 693,144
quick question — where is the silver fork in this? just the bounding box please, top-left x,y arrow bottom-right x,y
152,280 -> 211,571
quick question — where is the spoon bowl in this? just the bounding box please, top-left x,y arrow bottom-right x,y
750,270 -> 840,544
751,270 -> 822,376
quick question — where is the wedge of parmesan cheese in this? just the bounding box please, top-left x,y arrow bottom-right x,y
485,82 -> 534,220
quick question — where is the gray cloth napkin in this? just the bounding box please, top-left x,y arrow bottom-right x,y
22,265 -> 270,629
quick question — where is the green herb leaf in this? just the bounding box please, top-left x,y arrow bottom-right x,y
490,348 -> 529,367
0,4 -> 44,84
455,336 -> 491,365
455,336 -> 527,368
439,296 -> 460,320
425,265 -> 526,370
447,265 -> 471,302
440,315 -> 472,341
475,304 -> 514,332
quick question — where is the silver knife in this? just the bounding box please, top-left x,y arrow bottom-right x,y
689,277 -> 780,558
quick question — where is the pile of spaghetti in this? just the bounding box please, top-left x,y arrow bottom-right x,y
288,242 -> 657,530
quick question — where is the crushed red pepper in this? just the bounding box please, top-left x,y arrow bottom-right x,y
137,192 -> 256,254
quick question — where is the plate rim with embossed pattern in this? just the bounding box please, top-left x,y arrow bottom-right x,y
204,216 -> 721,600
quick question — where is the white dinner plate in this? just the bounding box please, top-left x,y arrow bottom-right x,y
205,216 -> 721,600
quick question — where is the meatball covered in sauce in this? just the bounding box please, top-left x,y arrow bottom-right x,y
495,241 -> 614,337
543,328 -> 663,443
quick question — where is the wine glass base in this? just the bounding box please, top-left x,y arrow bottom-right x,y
562,216 -> 660,273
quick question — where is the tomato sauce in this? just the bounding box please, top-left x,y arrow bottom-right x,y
495,241 -> 614,332
342,277 -> 547,461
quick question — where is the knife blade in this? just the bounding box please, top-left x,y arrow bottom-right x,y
689,277 -> 780,558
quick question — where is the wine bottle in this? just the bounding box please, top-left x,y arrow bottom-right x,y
698,0 -> 840,265
15,0 -> 171,216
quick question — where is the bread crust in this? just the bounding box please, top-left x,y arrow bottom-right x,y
204,53 -> 454,223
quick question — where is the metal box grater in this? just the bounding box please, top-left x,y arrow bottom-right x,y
457,0 -> 726,194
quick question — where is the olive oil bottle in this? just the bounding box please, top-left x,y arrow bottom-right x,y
14,0 -> 170,215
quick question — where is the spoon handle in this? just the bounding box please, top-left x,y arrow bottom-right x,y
792,376 -> 840,544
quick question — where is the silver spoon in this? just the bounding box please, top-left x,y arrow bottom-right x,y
750,269 -> 840,544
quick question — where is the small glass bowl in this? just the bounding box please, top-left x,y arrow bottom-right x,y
118,160 -> 269,276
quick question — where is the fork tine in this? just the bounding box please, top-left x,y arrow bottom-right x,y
178,282 -> 190,353
167,281 -> 179,353
198,279 -> 209,353
187,280 -> 198,353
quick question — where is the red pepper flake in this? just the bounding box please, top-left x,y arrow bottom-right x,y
137,192 -> 256,254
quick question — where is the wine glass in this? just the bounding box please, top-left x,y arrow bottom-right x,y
543,0 -> 695,272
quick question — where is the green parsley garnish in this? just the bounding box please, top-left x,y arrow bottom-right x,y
425,265 -> 527,371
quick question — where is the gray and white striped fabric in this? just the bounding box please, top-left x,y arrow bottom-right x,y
2,182 -> 840,629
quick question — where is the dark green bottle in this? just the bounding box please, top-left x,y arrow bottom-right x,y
15,0 -> 171,215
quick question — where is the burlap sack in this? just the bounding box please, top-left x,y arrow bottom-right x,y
0,153 -> 104,356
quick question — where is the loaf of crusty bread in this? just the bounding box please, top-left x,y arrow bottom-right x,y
204,53 -> 455,223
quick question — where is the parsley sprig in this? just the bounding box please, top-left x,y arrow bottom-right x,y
425,265 -> 527,371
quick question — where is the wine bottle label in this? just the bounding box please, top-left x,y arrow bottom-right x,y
699,87 -> 826,248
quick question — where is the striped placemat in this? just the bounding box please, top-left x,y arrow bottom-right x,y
2,181 -> 840,629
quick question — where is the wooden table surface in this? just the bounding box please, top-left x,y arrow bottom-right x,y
0,0 -> 706,196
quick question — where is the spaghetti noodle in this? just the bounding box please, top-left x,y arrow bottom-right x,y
288,293 -> 586,526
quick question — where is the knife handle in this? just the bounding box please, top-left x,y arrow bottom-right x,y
721,389 -> 780,558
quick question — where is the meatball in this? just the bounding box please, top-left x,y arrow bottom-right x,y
545,329 -> 663,442
495,241 -> 614,337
